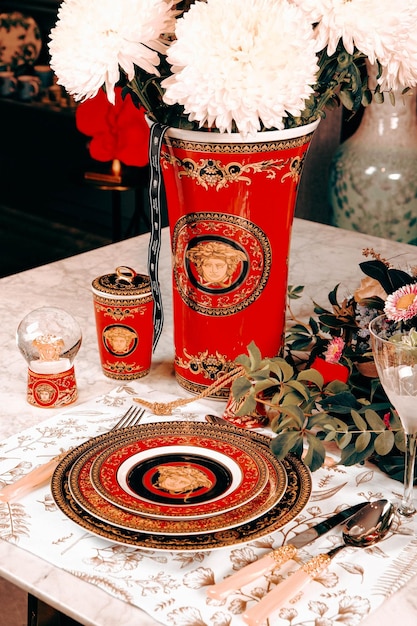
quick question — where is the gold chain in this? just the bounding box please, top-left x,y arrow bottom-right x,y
133,365 -> 245,415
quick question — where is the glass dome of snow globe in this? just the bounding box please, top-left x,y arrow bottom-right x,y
17,306 -> 82,408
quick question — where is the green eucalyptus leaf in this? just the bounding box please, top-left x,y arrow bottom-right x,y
364,409 -> 386,431
355,431 -> 371,452
339,439 -> 374,465
351,410 -> 367,431
337,431 -> 353,449
390,411 -> 404,433
374,430 -> 395,455
394,430 -> 406,452
332,417 -> 350,431
317,416 -> 349,431
228,260 -> 412,477
339,447 -> 365,466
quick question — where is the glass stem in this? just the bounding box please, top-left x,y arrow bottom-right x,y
399,432 -> 417,516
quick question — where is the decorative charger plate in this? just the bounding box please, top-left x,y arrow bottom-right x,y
68,446 -> 285,535
51,422 -> 312,551
88,425 -> 274,519
0,12 -> 42,69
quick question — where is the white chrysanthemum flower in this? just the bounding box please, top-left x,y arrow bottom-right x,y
49,0 -> 177,104
293,0 -> 417,91
162,0 -> 319,136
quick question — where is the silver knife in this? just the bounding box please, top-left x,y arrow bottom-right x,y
206,501 -> 368,600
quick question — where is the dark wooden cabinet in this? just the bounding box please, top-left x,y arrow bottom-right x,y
0,94 -> 151,237
0,1 -> 157,276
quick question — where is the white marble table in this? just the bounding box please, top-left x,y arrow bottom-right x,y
1,218 -> 417,625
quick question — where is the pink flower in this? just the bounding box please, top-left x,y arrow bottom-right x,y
384,284 -> 417,322
323,337 -> 345,364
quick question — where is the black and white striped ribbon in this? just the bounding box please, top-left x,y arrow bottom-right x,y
147,122 -> 169,351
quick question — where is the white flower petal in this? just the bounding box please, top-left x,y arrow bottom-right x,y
162,0 -> 319,136
295,0 -> 417,89
49,0 -> 176,102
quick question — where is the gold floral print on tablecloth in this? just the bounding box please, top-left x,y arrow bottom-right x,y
1,381 -> 417,626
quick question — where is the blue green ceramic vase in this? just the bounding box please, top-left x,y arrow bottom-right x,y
329,88 -> 417,244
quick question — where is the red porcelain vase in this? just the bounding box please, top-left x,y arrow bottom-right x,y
159,121 -> 319,398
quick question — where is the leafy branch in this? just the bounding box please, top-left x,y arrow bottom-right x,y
231,329 -> 404,472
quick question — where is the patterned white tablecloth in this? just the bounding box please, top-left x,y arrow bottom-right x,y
1,382 -> 417,626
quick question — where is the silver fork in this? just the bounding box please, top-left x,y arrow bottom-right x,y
112,406 -> 145,429
0,407 -> 145,504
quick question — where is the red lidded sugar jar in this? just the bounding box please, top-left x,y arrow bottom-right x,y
92,266 -> 153,379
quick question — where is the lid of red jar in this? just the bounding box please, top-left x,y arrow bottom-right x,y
92,266 -> 151,298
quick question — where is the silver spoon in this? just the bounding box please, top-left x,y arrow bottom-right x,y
243,499 -> 395,626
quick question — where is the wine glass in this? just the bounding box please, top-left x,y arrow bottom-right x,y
369,314 -> 417,516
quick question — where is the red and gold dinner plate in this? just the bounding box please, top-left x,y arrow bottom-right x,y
51,422 -> 312,551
